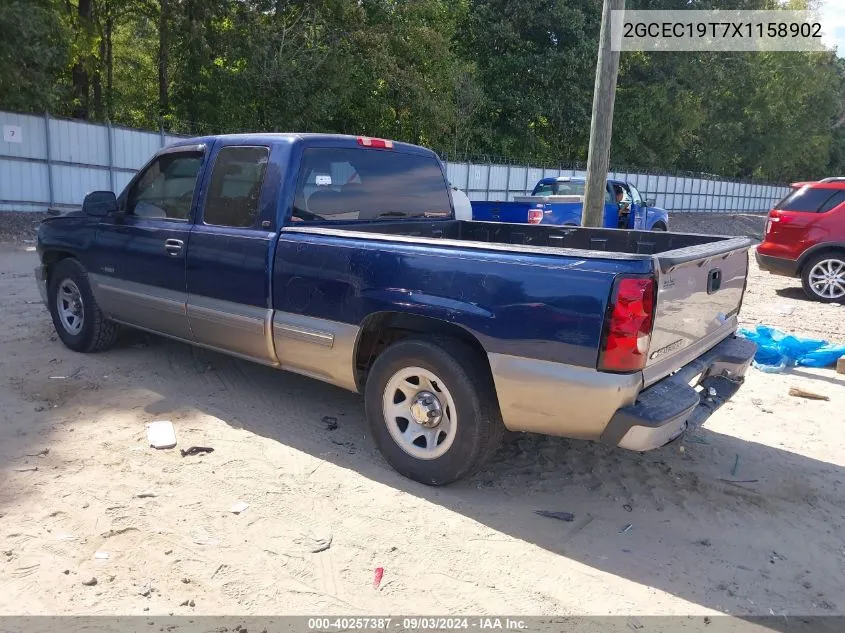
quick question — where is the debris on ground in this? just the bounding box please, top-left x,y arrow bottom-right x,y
789,386 -> 830,401
620,524 -> 633,534
25,448 -> 49,457
179,599 -> 195,607
14,466 -> 38,472
146,420 -> 177,449
295,531 -> 333,553
309,537 -> 332,553
534,510 -> 575,522
322,416 -> 339,431
229,501 -> 250,514
180,446 -> 214,457
81,577 -> 98,587
740,325 -> 845,372
94,551 -> 109,560
135,492 -> 157,499
138,583 -> 152,597
623,504 -> 633,512
330,439 -> 356,454
837,356 -> 845,374
730,455 -> 740,477
373,567 -> 384,589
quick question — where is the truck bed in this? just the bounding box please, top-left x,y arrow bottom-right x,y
292,219 -> 749,270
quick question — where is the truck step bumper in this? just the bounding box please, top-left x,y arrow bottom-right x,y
601,336 -> 758,452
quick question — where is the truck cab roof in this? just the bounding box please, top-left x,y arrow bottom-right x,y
167,133 -> 437,158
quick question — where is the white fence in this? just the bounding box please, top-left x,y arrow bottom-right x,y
1,109 -> 790,213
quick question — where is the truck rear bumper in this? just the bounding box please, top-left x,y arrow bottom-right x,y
600,335 -> 757,452
755,250 -> 799,277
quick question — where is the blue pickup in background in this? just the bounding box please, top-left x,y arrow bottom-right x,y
471,176 -> 670,231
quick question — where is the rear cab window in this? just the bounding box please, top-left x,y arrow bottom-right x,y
531,181 -> 586,196
292,148 -> 452,222
775,186 -> 845,213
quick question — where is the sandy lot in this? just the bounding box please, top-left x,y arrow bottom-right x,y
0,235 -> 843,618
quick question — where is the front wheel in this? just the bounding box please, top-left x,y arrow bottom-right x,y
801,252 -> 845,303
48,258 -> 119,352
364,337 -> 504,486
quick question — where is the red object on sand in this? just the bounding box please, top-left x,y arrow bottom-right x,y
373,567 -> 384,589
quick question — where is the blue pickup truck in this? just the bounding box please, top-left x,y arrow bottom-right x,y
35,133 -> 755,485
471,176 -> 670,230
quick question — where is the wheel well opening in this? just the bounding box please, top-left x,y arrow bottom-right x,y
800,247 -> 845,274
42,251 -> 76,281
354,312 -> 490,391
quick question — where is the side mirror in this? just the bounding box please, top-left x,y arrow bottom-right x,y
82,191 -> 117,216
645,198 -> 655,207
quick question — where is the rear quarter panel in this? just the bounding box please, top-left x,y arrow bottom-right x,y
272,230 -> 648,367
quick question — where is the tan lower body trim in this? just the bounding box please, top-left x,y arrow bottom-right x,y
488,353 -> 641,439
273,312 -> 360,392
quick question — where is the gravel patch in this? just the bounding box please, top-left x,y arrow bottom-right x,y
0,211 -> 47,243
669,212 -> 767,238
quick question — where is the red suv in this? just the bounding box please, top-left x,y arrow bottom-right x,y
757,178 -> 845,302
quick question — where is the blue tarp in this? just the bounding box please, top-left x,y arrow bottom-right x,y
739,325 -> 845,373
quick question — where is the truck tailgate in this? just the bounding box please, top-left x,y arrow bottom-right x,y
471,201 -> 533,223
643,237 -> 752,387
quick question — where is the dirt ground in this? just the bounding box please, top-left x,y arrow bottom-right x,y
0,226 -> 844,618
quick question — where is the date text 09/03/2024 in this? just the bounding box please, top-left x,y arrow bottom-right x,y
307,617 -> 528,630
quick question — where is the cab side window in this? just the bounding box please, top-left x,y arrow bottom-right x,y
203,146 -> 270,228
126,151 -> 203,220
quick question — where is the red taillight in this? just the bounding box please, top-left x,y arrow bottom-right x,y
357,136 -> 394,149
527,208 -> 543,224
599,277 -> 656,372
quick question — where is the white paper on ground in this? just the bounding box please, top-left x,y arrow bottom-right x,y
229,501 -> 249,514
146,420 -> 176,449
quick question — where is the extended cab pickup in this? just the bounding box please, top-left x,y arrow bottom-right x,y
35,134 -> 756,485
471,176 -> 670,230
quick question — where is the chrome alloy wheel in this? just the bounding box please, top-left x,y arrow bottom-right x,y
57,278 -> 85,335
808,258 -> 845,300
382,366 -> 458,460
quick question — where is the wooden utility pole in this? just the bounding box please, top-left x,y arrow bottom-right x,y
582,0 -> 624,227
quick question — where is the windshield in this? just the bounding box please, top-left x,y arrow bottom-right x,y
532,181 -> 586,196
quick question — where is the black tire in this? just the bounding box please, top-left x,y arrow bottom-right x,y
801,251 -> 845,303
651,222 -> 667,231
48,258 -> 119,352
364,337 -> 504,486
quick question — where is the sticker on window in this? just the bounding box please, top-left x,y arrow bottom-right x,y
315,174 -> 332,186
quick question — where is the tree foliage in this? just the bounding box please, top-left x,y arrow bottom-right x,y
2,0 -> 843,182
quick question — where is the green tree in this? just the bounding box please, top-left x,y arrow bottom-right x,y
0,0 -> 70,113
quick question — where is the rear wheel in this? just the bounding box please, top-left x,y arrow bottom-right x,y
364,337 -> 504,486
651,222 -> 667,231
48,258 -> 119,352
801,252 -> 845,303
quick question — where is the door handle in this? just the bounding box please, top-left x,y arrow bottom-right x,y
164,239 -> 184,256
